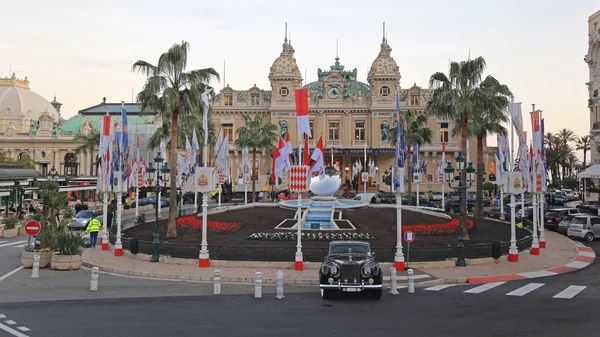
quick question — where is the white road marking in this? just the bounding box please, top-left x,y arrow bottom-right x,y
0,322 -> 29,337
14,245 -> 26,248
0,241 -> 27,248
517,271 -> 556,278
506,283 -> 545,296
564,261 -> 590,269
0,315 -> 5,319
17,327 -> 30,332
553,285 -> 587,299
0,241 -> 7,244
5,320 -> 16,325
464,282 -> 506,294
0,267 -> 24,283
425,284 -> 458,291
578,251 -> 595,258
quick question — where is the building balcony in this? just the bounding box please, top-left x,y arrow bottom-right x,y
352,140 -> 367,147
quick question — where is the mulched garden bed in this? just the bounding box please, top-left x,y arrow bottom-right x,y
124,207 -> 529,249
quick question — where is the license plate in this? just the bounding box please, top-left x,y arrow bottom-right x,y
344,288 -> 357,292
546,220 -> 552,223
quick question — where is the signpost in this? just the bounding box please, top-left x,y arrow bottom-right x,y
404,230 -> 415,270
495,193 -> 501,201
25,220 -> 41,249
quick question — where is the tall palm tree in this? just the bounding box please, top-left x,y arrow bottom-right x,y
427,56 -> 505,240
389,110 -> 433,200
73,131 -> 100,175
234,114 -> 279,201
133,41 -> 220,238
557,128 -> 577,147
467,79 -> 512,219
576,135 -> 591,168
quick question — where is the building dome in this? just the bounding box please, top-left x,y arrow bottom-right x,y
269,38 -> 301,79
0,73 -> 59,122
368,38 -> 400,78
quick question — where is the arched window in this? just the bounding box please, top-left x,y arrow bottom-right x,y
18,152 -> 29,161
64,153 -> 79,176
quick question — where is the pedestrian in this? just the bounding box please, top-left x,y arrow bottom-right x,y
86,217 -> 102,248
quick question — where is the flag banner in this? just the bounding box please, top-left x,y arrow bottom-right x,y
393,117 -> 407,189
201,89 -> 212,154
438,142 -> 446,183
290,165 -> 309,192
195,167 -> 213,193
295,88 -> 311,139
121,106 -> 131,187
509,102 -> 526,147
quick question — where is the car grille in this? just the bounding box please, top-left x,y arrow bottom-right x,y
340,264 -> 361,284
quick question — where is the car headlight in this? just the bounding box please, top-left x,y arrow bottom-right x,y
82,220 -> 89,224
363,265 -> 372,275
330,264 -> 339,276
321,265 -> 330,275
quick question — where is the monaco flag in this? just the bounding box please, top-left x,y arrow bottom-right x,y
295,88 -> 311,140
309,136 -> 325,178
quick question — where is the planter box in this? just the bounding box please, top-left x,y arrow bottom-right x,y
18,225 -> 27,235
21,251 -> 52,268
50,253 -> 82,271
2,228 -> 18,238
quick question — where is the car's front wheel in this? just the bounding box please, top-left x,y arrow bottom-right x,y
585,232 -> 594,242
320,288 -> 332,299
369,289 -> 382,300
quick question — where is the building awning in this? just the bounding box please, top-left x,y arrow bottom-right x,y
0,168 -> 39,181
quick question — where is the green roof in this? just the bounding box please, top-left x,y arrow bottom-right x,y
61,114 -> 156,134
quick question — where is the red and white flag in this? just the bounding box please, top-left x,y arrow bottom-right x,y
309,136 -> 325,179
271,145 -> 281,187
99,114 -> 111,191
295,88 -> 311,140
278,137 -> 291,172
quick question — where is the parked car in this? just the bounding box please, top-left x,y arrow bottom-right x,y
552,191 -> 568,206
67,210 -> 103,230
447,199 -> 475,213
577,201 -> 600,214
130,198 -> 153,207
486,205 -> 511,219
318,241 -> 383,300
378,191 -> 396,204
567,215 -> 600,241
430,192 -> 443,202
557,215 -> 576,235
518,207 -> 534,221
401,195 -> 430,207
544,208 -> 583,231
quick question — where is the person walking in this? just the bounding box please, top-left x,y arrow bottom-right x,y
86,217 -> 102,248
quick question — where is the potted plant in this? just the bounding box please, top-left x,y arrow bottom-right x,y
50,231 -> 87,270
1,217 -> 18,238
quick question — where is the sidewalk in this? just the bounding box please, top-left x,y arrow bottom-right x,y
82,230 -> 587,286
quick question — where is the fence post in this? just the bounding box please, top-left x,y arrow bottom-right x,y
276,270 -> 284,299
389,267 -> 399,295
90,267 -> 99,291
407,268 -> 414,294
214,270 -> 221,295
30,254 -> 40,279
254,272 -> 262,298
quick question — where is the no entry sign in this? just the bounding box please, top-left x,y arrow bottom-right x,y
25,220 -> 41,236
404,230 -> 415,243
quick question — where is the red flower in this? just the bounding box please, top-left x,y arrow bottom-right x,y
176,216 -> 241,234
391,219 -> 474,236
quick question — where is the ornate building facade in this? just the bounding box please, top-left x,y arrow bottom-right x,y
587,9 -> 600,165
211,31 -> 492,193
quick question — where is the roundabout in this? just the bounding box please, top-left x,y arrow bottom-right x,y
119,204 -> 533,263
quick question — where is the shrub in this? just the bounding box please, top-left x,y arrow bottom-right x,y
123,204 -> 131,210
3,216 -> 18,230
392,218 -> 475,236
176,215 -> 241,234
53,231 -> 86,255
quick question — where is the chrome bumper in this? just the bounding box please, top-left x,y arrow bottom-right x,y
320,283 -> 383,290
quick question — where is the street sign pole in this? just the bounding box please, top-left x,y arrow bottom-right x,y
404,230 -> 415,271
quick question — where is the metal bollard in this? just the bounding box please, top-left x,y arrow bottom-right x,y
276,270 -> 284,299
90,267 -> 99,291
214,270 -> 221,295
254,272 -> 262,298
30,254 -> 40,279
389,267 -> 399,295
407,268 -> 414,294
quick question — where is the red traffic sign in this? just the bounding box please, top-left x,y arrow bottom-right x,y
25,220 -> 41,236
404,230 -> 415,243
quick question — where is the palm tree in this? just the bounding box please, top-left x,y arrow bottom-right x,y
148,112 -> 216,152
557,128 -> 577,147
73,131 -> 100,175
389,110 -> 433,200
133,41 -> 220,238
234,114 -> 279,201
427,56 -> 506,240
467,79 -> 512,219
576,135 -> 591,168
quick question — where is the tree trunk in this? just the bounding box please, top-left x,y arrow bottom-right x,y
584,150 -> 587,168
460,112 -> 470,241
475,135 -> 484,220
166,107 -> 179,238
251,149 -> 257,201
406,146 -> 412,203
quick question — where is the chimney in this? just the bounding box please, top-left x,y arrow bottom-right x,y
102,97 -> 107,104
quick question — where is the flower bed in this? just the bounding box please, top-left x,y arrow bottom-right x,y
391,218 -> 474,236
176,216 -> 241,234
248,232 -> 376,241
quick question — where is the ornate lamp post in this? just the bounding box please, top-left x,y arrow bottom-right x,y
49,167 -> 59,181
444,152 -> 476,267
266,169 -> 275,201
146,152 -> 170,263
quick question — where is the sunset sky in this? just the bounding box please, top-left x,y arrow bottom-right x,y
2,0 -> 598,152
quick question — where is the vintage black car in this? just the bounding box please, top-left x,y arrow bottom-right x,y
319,241 -> 383,300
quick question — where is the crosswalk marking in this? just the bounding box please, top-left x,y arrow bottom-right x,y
464,282 -> 506,294
0,241 -> 27,248
17,327 -> 30,332
552,285 -> 587,299
425,284 -> 458,291
505,283 -> 545,296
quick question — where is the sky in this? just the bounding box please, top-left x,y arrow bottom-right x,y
1,0 -> 599,154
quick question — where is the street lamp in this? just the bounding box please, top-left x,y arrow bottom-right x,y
444,152 -> 477,267
266,169 -> 274,201
178,173 -> 185,217
147,152 -> 170,263
48,167 -> 59,181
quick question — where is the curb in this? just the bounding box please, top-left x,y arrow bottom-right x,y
80,261 -> 438,286
464,241 -> 595,284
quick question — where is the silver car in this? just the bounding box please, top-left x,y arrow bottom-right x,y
67,210 -> 102,230
567,214 -> 600,242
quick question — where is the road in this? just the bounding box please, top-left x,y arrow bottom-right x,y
1,232 -> 598,336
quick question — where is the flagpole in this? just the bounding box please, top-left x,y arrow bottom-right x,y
363,143 -> 367,195
199,89 -> 211,268
134,136 -> 140,224
508,101 -> 518,262
530,104 -> 540,255
114,101 -> 125,257
295,134 -> 304,271
101,107 -> 110,250
538,112 -> 546,249
416,147 -> 420,207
